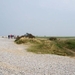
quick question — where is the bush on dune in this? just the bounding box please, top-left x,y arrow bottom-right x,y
15,36 -> 75,57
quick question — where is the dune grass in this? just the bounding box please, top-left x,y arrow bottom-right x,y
15,37 -> 75,56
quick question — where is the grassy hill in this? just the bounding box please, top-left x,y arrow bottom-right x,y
15,37 -> 75,57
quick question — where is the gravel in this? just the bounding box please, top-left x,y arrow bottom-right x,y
0,37 -> 75,75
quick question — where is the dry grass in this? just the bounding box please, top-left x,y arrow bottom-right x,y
15,37 -> 75,56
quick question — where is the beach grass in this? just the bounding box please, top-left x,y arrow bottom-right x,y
15,37 -> 75,56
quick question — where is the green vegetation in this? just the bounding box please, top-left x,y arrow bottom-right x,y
15,37 -> 75,57
63,40 -> 75,52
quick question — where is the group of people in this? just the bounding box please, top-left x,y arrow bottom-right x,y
8,35 -> 16,39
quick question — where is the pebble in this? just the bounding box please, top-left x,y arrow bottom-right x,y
0,38 -> 75,75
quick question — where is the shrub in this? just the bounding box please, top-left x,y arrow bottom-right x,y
49,37 -> 57,41
15,36 -> 20,42
25,33 -> 35,38
15,33 -> 35,42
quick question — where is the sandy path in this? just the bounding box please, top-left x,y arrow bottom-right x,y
0,38 -> 75,75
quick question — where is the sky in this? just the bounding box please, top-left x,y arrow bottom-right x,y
0,0 -> 75,36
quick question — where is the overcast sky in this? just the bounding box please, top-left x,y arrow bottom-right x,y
0,0 -> 75,36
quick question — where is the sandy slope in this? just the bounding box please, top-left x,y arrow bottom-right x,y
0,38 -> 75,75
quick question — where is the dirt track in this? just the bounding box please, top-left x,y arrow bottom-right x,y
0,38 -> 75,75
